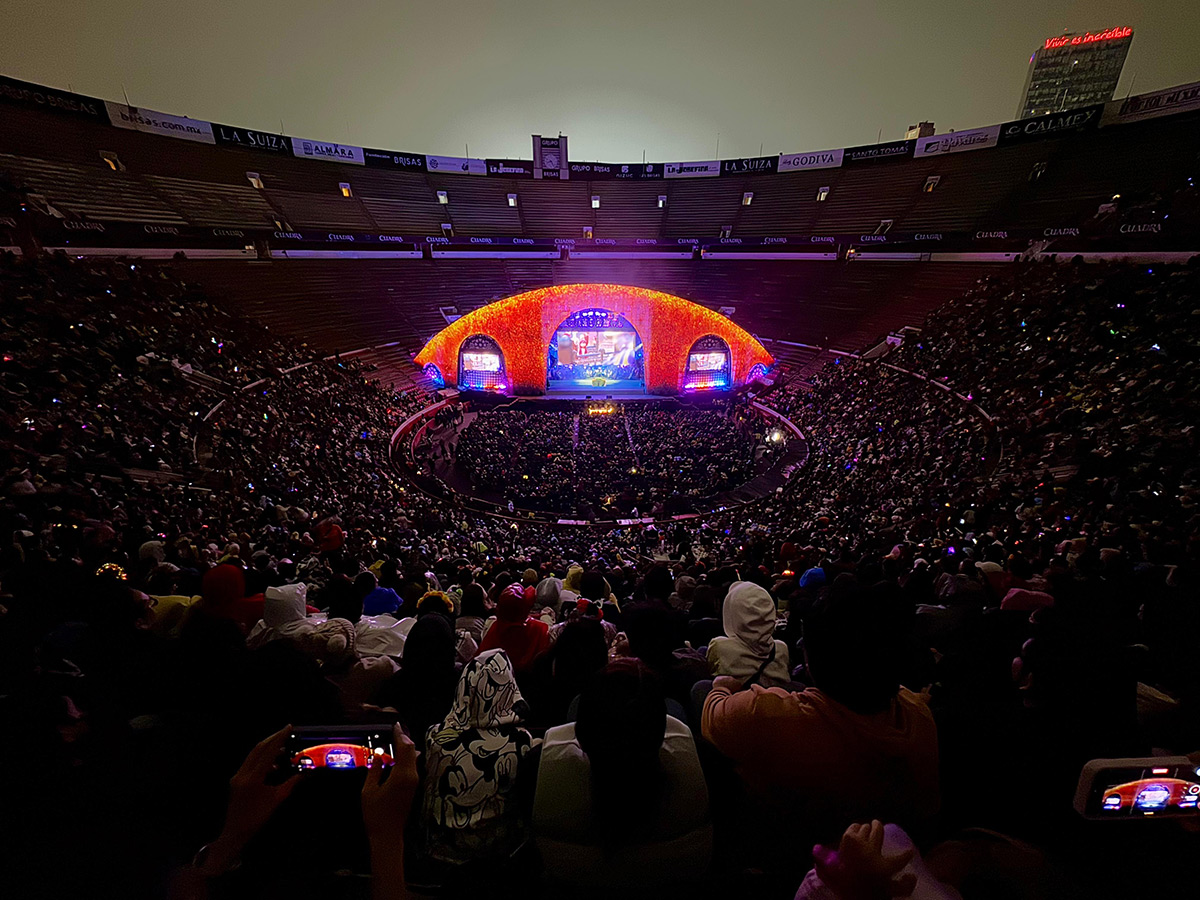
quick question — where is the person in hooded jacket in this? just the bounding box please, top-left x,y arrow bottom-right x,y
706,581 -> 791,687
702,581 -> 938,837
478,583 -> 550,677
246,583 -> 315,649
197,564 -> 262,635
422,649 -> 533,865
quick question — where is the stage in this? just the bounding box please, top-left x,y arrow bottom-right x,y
543,376 -> 647,400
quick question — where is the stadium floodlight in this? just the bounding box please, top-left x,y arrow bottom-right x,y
742,192 -> 754,206
339,182 -> 353,198
658,195 -> 667,208
507,193 -> 517,207
582,226 -> 594,239
591,195 -> 600,209
247,172 -> 265,190
437,190 -> 449,204
441,223 -> 453,236
816,186 -> 830,202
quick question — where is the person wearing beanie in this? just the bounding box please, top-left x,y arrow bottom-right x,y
478,583 -> 550,676
707,582 -> 791,688
800,567 -> 827,590
246,583 -> 316,649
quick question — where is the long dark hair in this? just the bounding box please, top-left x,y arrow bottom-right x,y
575,659 -> 667,845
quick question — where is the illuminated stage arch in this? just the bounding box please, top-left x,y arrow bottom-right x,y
414,284 -> 774,396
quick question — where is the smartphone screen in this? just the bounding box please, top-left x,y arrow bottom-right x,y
1084,764 -> 1200,817
287,725 -> 396,771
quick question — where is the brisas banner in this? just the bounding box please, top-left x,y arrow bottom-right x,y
105,101 -> 215,144
567,162 -> 663,180
533,135 -> 568,179
363,148 -> 428,171
0,75 -> 110,123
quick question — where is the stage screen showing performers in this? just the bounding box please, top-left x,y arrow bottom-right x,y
547,309 -> 645,393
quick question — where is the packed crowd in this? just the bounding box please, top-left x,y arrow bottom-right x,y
2,250 -> 1199,899
453,404 -> 759,516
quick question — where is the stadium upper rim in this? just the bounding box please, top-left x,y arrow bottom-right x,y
3,72 -> 1199,183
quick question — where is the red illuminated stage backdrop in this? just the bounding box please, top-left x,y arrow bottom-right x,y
414,284 -> 774,396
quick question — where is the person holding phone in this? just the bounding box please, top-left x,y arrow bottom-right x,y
174,723 -> 419,900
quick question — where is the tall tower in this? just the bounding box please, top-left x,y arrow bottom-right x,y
1017,27 -> 1133,119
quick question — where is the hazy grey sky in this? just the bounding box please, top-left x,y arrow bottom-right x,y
3,1 -> 1198,161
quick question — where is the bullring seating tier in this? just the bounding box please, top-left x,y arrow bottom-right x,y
171,257 -> 990,357
1,101 -> 1197,240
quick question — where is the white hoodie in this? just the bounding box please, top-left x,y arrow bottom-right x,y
247,584 -> 315,648
707,581 -> 791,687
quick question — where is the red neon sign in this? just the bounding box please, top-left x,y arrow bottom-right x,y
1045,27 -> 1132,50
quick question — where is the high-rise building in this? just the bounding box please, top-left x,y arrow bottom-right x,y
905,122 -> 935,139
1017,27 -> 1133,119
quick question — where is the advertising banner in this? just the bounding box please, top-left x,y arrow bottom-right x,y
363,148 -> 427,171
720,155 -> 778,176
425,154 -> 487,176
1101,81 -> 1200,126
664,160 -> 721,179
843,139 -> 915,164
913,124 -> 1001,157
486,158 -> 534,177
212,124 -> 292,154
567,162 -> 663,180
0,76 -> 109,123
998,105 -> 1102,144
105,101 -> 215,144
291,137 -> 365,165
533,135 -> 568,179
778,147 -> 844,172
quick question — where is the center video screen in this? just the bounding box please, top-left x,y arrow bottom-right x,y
556,330 -> 639,367
688,351 -> 727,372
461,351 -> 501,372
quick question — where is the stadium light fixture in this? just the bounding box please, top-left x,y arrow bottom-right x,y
742,192 -> 754,206
247,172 -> 265,190
437,190 -> 449,204
582,226 -> 593,239
99,151 -> 125,172
591,196 -> 601,209
339,182 -> 353,198
507,193 -> 517,207
816,186 -> 830,202
441,223 -> 453,236
658,195 -> 667,208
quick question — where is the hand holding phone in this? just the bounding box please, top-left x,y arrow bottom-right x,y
288,725 -> 398,771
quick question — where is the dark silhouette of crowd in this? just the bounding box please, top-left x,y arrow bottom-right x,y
2,250 -> 1199,900
454,404 -> 758,516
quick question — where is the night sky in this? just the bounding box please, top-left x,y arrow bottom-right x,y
3,0 -> 1197,161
